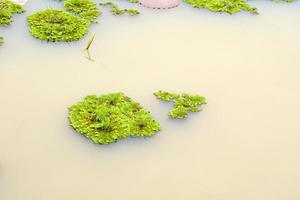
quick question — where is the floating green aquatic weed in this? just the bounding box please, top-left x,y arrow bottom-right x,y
0,36 -> 3,46
183,0 -> 258,14
100,2 -> 140,16
154,90 -> 206,119
129,0 -> 138,3
100,2 -> 125,15
64,0 -> 101,23
69,93 -> 161,144
27,9 -> 90,42
273,0 -> 296,2
0,0 -> 24,46
0,0 -> 25,26
154,90 -> 180,102
126,9 -> 140,16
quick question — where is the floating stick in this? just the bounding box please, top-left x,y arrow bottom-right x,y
85,32 -> 96,51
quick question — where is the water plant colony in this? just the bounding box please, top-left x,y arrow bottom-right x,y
100,2 -> 139,16
154,91 -> 206,119
69,91 -> 206,144
1,0 -> 297,144
0,0 -> 25,45
69,93 -> 161,144
0,0 -> 297,44
183,0 -> 296,14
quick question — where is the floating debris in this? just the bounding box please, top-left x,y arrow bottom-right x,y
84,32 -> 96,61
85,32 -> 96,50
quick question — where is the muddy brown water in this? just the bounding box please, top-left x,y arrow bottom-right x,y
1,0 -> 300,199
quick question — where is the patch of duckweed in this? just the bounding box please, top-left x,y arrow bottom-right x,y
154,90 -> 206,119
27,9 -> 90,42
273,0 -> 296,2
126,8 -> 140,16
64,0 -> 101,23
100,2 -> 140,16
0,0 -> 25,26
154,90 -> 180,102
183,0 -> 258,14
69,93 -> 161,144
0,36 -> 3,46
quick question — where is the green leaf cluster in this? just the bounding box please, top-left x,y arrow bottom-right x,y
64,0 -> 101,23
69,93 -> 161,144
183,0 -> 258,14
100,2 -> 140,16
154,90 -> 206,119
27,9 -> 90,42
0,0 -> 25,26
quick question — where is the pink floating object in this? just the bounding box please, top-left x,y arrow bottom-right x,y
139,0 -> 181,9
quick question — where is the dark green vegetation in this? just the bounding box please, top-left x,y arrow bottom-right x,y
64,0 -> 101,23
183,0 -> 258,14
69,93 -> 161,144
154,91 -> 206,119
100,2 -> 140,16
0,0 -> 25,26
27,9 -> 90,42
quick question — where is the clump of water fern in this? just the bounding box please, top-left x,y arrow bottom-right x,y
64,0 -> 101,23
183,0 -> 258,14
0,36 -> 3,46
154,90 -> 180,102
126,9 -> 140,16
0,0 -> 25,26
69,92 -> 161,144
100,2 -> 140,16
272,0 -> 296,2
154,90 -> 206,119
27,9 -> 90,42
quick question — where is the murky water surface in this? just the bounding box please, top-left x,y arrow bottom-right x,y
1,0 -> 300,199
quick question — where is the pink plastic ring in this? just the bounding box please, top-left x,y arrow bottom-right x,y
139,0 -> 181,9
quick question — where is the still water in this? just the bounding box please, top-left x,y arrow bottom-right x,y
1,0 -> 300,199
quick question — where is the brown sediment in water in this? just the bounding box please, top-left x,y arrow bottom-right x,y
1,0 -> 300,199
